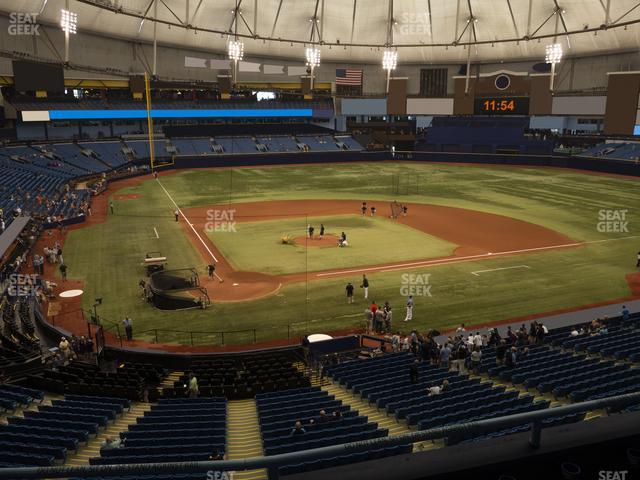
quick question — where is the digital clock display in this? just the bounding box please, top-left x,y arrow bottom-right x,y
474,97 -> 529,115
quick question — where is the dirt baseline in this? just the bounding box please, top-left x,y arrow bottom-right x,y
181,199 -> 575,302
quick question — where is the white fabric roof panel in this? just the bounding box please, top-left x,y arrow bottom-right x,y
1,0 -> 639,63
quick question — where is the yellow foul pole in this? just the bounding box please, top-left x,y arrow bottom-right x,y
144,72 -> 155,172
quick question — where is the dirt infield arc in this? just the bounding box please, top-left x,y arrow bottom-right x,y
180,199 -> 574,302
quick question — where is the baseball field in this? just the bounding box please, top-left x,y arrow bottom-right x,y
60,162 -> 640,345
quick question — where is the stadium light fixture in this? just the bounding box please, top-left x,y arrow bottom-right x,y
545,43 -> 563,92
382,49 -> 398,93
228,39 -> 244,85
60,9 -> 77,34
305,47 -> 321,90
228,40 -> 244,61
60,8 -> 77,64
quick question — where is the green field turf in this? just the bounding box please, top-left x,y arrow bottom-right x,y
60,162 -> 640,345
208,214 -> 456,275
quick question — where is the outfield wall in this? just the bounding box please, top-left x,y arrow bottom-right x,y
168,151 -> 640,177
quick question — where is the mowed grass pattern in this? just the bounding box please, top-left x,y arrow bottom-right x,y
61,163 -> 640,344
209,214 -> 456,275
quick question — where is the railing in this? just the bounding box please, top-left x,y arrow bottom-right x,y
43,305 -> 360,348
130,322 -> 315,347
1,392 -> 638,479
136,328 -> 259,346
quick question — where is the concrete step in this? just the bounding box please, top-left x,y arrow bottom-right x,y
226,399 -> 265,480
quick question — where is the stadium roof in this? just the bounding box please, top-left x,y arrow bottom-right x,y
6,0 -> 640,63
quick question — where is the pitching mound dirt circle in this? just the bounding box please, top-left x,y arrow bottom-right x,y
293,234 -> 340,248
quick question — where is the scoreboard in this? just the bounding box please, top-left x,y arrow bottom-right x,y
474,97 -> 530,115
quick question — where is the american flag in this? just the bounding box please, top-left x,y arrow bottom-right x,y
336,68 -> 363,86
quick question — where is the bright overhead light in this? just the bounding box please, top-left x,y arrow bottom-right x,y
382,49 -> 398,71
60,9 -> 77,34
545,43 -> 563,64
228,40 -> 244,61
305,47 -> 321,68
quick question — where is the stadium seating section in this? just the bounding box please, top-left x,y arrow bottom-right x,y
27,361 -> 168,401
0,391 -> 128,467
0,306 -> 636,476
0,300 -> 40,371
579,142 -> 640,161
90,397 -> 227,465
257,386 -> 411,475
0,134 -> 362,230
166,352 -> 310,399
325,350 -> 585,445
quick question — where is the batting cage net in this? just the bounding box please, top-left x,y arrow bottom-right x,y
390,201 -> 403,219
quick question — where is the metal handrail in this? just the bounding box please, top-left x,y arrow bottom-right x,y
1,391 -> 638,479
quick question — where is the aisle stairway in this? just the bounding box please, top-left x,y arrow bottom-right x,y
226,399 -> 266,480
65,402 -> 152,466
157,370 -> 183,394
321,381 -> 441,452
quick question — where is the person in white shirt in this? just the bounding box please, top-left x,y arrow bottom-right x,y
391,332 -> 401,352
428,379 -> 450,396
456,324 -> 466,333
404,296 -> 413,322
570,328 -> 580,337
470,348 -> 482,373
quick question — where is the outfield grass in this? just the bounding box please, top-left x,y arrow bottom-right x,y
209,214 -> 456,275
61,163 -> 640,345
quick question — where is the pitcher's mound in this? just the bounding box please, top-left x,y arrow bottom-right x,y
293,234 -> 339,248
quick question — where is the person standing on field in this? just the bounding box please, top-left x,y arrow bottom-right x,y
207,264 -> 216,278
59,263 -> 68,282
404,295 -> 414,322
174,209 -> 179,222
346,282 -> 354,303
320,224 -> 325,239
110,201 -> 114,214
123,316 -> 133,341
361,274 -> 369,299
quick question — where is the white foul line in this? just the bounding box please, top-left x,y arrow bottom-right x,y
471,265 -> 531,276
156,178 -> 219,265
153,227 -> 159,239
316,234 -> 640,277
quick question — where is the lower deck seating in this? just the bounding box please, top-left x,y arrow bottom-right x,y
169,351 -> 309,399
257,387 -> 410,475
27,361 -> 167,400
90,397 -> 227,465
325,351 -> 573,443
0,393 -> 126,467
